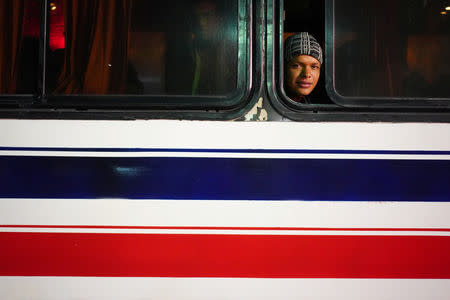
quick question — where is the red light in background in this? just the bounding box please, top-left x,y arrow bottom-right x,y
49,1 -> 65,50
22,0 -> 65,50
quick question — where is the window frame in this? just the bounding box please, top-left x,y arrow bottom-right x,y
0,0 -> 260,120
266,0 -> 450,122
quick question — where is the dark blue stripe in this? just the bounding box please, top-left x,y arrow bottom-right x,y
0,147 -> 450,155
0,156 -> 449,201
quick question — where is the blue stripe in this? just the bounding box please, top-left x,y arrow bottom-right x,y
0,156 -> 449,201
0,147 -> 450,155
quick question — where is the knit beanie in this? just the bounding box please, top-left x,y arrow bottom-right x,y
284,32 -> 323,64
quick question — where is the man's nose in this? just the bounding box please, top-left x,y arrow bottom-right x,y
300,67 -> 312,78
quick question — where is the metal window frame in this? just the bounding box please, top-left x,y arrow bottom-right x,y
0,0 -> 261,120
265,0 -> 450,122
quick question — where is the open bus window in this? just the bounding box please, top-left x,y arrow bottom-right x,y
281,0 -> 333,105
46,0 -> 239,98
329,0 -> 450,104
0,0 -> 40,95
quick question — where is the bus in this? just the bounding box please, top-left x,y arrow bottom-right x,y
1,0 -> 449,299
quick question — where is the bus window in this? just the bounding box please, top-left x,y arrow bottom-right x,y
268,0 -> 450,120
330,0 -> 450,104
281,0 -> 333,105
0,0 -> 40,95
46,0 -> 239,98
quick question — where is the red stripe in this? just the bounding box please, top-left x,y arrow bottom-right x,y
1,232 -> 450,278
1,225 -> 449,231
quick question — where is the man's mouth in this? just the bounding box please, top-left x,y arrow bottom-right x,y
297,82 -> 312,88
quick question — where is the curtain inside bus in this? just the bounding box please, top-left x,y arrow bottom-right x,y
0,1 -> 25,94
55,0 -> 132,94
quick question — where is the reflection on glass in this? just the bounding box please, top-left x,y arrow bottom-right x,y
46,0 -> 238,96
334,0 -> 450,98
0,0 -> 40,94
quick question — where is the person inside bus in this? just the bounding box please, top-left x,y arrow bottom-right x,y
165,0 -> 235,95
284,32 -> 323,103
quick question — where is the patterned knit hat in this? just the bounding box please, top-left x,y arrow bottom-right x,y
284,32 -> 323,64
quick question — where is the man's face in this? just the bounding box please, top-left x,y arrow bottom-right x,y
285,54 -> 321,98
194,1 -> 218,41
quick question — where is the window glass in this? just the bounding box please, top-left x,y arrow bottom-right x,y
0,0 -> 40,94
46,0 -> 238,96
334,0 -> 450,98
